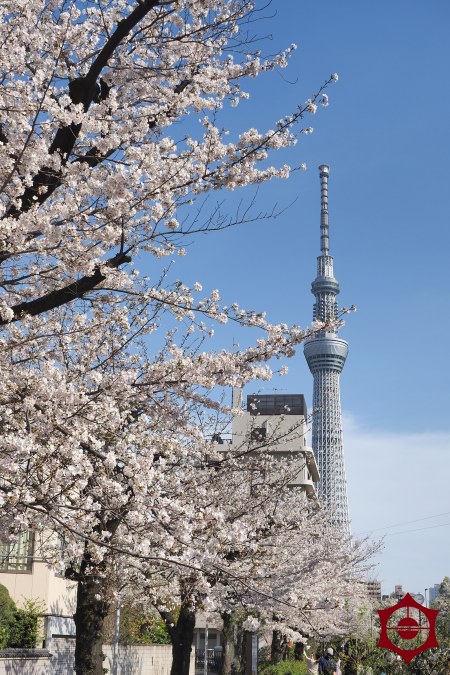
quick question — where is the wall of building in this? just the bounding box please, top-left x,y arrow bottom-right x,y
103,644 -> 196,675
0,649 -> 51,675
0,562 -> 77,616
0,645 -> 195,675
194,611 -> 223,650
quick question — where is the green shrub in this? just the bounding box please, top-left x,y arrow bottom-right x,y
0,589 -> 43,649
119,608 -> 171,645
7,610 -> 40,648
0,584 -> 16,648
260,660 -> 307,675
0,584 -> 16,619
7,609 -> 37,648
0,624 -> 9,650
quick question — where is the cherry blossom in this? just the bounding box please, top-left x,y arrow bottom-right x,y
0,2 -> 357,673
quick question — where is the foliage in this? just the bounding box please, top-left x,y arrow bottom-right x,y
0,583 -> 16,647
433,576 -> 450,648
353,646 -> 450,675
260,660 -> 306,675
0,626 -> 7,651
7,610 -> 38,649
0,584 -> 16,616
339,620 -> 450,674
0,590 -> 44,649
119,607 -> 171,645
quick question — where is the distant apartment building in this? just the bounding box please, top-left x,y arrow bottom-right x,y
390,584 -> 405,601
382,585 -> 407,602
366,580 -> 381,603
429,583 -> 441,604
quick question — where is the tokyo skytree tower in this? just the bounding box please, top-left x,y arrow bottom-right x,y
303,165 -> 349,526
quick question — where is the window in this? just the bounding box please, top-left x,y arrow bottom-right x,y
247,394 -> 307,416
0,531 -> 34,573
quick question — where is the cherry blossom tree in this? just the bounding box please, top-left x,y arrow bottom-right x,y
433,577 -> 450,647
0,1 -> 343,673
0,300 -> 321,672
0,0 -> 334,328
116,437 -> 377,675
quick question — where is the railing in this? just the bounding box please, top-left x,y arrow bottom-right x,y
195,648 -> 223,672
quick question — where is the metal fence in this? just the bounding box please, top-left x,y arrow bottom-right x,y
195,648 -> 223,672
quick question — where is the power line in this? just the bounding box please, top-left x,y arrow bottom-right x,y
355,510 -> 450,536
385,520 -> 450,537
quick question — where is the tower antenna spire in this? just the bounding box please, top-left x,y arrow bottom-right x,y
304,164 -> 350,529
319,164 -> 330,255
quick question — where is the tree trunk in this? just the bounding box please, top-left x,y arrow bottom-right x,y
234,620 -> 245,674
220,612 -> 236,675
73,559 -> 112,675
168,603 -> 196,675
271,629 -> 289,663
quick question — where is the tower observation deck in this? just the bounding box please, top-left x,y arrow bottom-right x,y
303,165 -> 349,527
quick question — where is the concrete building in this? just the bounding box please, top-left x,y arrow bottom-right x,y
366,580 -> 382,604
390,584 -> 405,601
381,585 -> 426,604
304,165 -> 350,527
225,389 -> 319,495
393,584 -> 404,596
388,584 -> 426,603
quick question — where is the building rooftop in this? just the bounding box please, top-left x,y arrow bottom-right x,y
246,394 -> 307,417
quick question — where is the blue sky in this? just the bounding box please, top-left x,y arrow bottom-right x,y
169,1 -> 450,596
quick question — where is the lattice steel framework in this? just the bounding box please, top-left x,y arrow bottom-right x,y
304,165 -> 349,527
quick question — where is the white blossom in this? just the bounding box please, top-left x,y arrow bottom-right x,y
242,616 -> 260,632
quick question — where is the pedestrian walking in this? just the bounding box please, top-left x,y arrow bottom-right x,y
318,647 -> 337,675
305,645 -> 320,675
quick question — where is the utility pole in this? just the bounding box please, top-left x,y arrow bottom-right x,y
204,624 -> 209,675
245,633 -> 258,675
112,601 -> 121,675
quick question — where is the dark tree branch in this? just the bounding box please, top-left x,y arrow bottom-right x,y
72,77 -> 192,169
4,0 -> 162,221
1,251 -> 131,325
